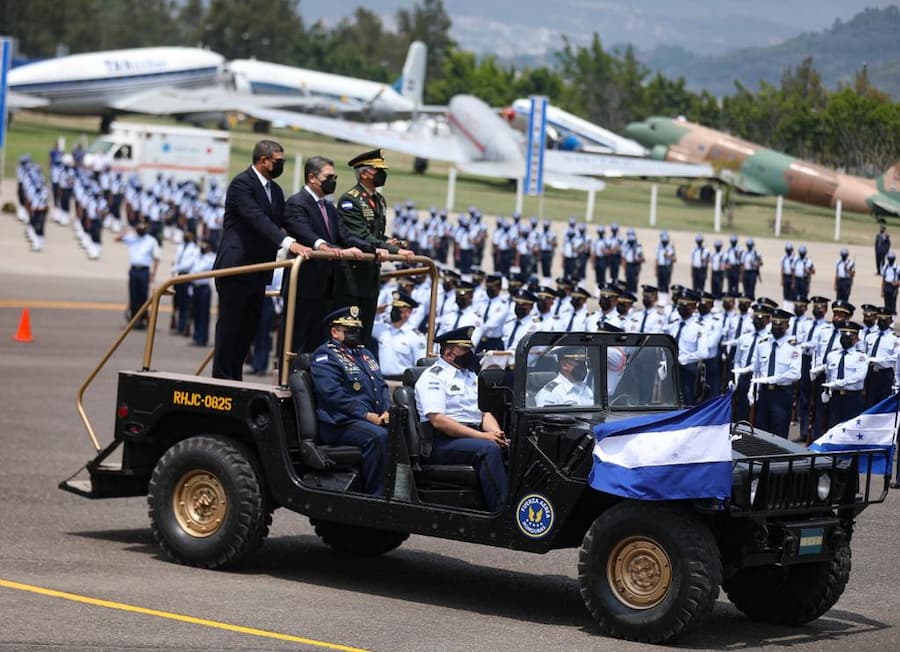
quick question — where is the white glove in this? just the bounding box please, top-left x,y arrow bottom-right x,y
747,389 -> 756,406
800,342 -> 816,351
657,360 -> 667,381
752,375 -> 775,385
733,366 -> 752,377
820,390 -> 831,404
810,365 -> 825,381
822,381 -> 835,389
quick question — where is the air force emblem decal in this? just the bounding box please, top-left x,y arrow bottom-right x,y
516,494 -> 554,538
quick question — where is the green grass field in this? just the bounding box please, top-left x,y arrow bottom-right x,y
2,111 -> 880,245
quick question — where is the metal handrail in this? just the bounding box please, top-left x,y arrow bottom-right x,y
75,251 -> 439,451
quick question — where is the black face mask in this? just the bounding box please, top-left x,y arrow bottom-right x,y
320,177 -> 337,195
136,226 -> 148,236
456,296 -> 470,310
342,328 -> 362,348
270,158 -> 285,179
570,362 -> 588,382
771,324 -> 787,339
812,308 -> 826,320
840,335 -> 855,349
515,304 -> 531,319
454,349 -> 479,372
570,298 -> 584,311
373,169 -> 387,187
390,307 -> 403,323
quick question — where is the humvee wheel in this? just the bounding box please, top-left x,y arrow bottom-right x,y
148,436 -> 270,569
578,501 -> 720,643
723,541 -> 851,625
312,519 -> 409,556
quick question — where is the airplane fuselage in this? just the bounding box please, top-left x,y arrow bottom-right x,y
625,116 -> 892,215
7,47 -> 224,116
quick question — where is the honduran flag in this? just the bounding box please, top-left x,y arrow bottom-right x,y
589,392 -> 733,500
809,392 -> 899,474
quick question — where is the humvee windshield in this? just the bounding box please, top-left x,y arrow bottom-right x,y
520,332 -> 679,413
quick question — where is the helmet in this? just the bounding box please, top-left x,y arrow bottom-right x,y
627,228 -> 636,237
714,240 -> 722,248
798,245 -> 807,255
839,247 -> 849,256
730,233 -> 738,244
611,223 -> 619,231
889,250 -> 896,261
746,238 -> 755,247
695,234 -> 703,243
785,242 -> 794,251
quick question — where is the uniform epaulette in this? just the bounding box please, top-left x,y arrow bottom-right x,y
428,364 -> 443,375
534,317 -> 542,323
348,188 -> 359,197
787,337 -> 798,345
759,335 -> 772,343
543,381 -> 558,391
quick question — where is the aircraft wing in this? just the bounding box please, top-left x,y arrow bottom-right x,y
545,150 -> 714,179
244,107 -> 467,163
870,195 -> 900,216
460,161 -> 606,191
109,87 -> 354,116
7,90 -> 48,110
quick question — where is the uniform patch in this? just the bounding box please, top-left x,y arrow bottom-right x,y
340,201 -> 353,210
315,355 -> 328,362
352,381 -> 361,391
428,365 -> 443,375
516,494 -> 554,539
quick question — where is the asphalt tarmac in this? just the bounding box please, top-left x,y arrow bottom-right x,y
1,189 -> 898,651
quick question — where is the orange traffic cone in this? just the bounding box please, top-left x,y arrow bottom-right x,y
12,308 -> 34,343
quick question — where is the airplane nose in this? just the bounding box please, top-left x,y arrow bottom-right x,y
623,122 -> 648,143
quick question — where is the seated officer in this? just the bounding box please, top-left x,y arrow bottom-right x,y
414,326 -> 508,512
311,306 -> 391,496
535,346 -> 594,407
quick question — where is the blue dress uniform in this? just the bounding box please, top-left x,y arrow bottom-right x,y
823,325 -> 868,428
120,224 -> 161,328
665,290 -> 709,406
311,307 -> 391,496
750,310 -> 801,438
415,327 -> 507,512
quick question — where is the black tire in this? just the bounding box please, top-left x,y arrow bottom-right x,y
723,541 -> 851,625
578,501 -> 721,644
312,519 -> 408,556
148,436 -> 270,569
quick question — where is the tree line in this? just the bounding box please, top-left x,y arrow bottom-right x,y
3,0 -> 897,173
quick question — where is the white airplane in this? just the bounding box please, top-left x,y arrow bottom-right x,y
503,98 -> 648,157
245,94 -> 714,191
228,41 -> 426,120
7,42 -> 427,129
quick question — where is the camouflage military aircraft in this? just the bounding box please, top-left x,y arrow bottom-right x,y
625,116 -> 900,216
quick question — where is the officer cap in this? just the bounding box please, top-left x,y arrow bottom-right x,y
736,294 -> 753,305
831,299 -> 855,314
555,276 -> 574,288
793,294 -> 809,304
535,286 -> 557,300
470,266 -> 485,279
810,295 -> 830,306
508,275 -> 526,290
552,346 -> 588,361
455,281 -> 476,295
598,322 -> 624,333
838,321 -> 862,334
512,289 -> 538,304
700,291 -> 715,303
614,280 -> 629,293
641,284 -> 659,294
771,309 -> 793,324
618,291 -> 637,304
669,283 -> 684,294
676,289 -> 701,305
391,291 -> 418,309
324,305 -> 363,328
435,326 -> 475,348
485,273 -> 503,286
442,268 -> 461,280
599,283 -> 620,298
757,297 -> 778,309
861,304 -> 878,314
752,304 -> 774,316
571,286 -> 591,299
724,289 -> 740,298
347,148 -> 388,169
878,306 -> 896,316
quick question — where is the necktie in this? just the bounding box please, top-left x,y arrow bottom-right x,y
507,320 -> 521,348
872,333 -> 883,357
264,181 -> 271,203
567,311 -> 576,331
746,332 -> 759,365
768,341 -> 777,375
825,328 -> 839,357
675,321 -> 685,344
736,314 -> 745,338
792,318 -> 799,336
482,299 -> 491,322
555,299 -> 563,316
453,310 -> 462,330
440,293 -> 449,315
838,350 -> 847,379
640,312 -> 648,332
318,200 -> 332,239
806,321 -> 818,342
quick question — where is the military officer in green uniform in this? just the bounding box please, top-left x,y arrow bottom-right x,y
335,148 -> 414,344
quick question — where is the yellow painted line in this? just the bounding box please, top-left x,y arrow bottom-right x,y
0,578 -> 370,652
0,298 -> 174,313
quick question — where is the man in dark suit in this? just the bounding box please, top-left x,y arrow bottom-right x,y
335,148 -> 414,345
283,155 -> 372,353
212,140 -> 310,380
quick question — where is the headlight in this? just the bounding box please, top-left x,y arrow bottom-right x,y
749,478 -> 759,505
817,473 -> 832,501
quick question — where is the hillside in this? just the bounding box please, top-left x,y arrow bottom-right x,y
642,5 -> 900,97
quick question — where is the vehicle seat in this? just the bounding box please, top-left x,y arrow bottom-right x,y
526,371 -> 558,407
288,354 -> 362,470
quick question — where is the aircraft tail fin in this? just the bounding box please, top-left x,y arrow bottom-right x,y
877,163 -> 900,198
394,41 -> 426,108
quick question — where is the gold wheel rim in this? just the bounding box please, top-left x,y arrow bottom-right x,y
607,535 -> 672,609
172,470 -> 227,538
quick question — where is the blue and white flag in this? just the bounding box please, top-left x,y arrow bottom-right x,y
809,392 -> 899,474
589,392 -> 733,500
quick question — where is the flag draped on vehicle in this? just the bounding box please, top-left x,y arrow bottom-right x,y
809,391 -> 899,474
589,392 -> 733,500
